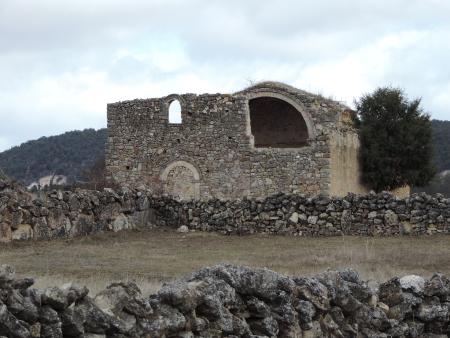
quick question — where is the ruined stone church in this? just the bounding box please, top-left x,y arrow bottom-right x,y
106,82 -> 368,200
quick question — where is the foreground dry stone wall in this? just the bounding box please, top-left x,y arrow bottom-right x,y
2,263 -> 450,337
1,178 -> 450,242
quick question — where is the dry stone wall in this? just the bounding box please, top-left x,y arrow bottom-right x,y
1,178 -> 449,243
154,192 -> 450,236
0,179 -> 154,243
2,263 -> 450,337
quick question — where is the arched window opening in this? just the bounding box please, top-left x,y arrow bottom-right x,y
168,99 -> 182,124
249,97 -> 309,148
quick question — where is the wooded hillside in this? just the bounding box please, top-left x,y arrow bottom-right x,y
0,129 -> 106,184
432,120 -> 450,172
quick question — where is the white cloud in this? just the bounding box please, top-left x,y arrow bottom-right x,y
0,0 -> 449,151
296,30 -> 430,104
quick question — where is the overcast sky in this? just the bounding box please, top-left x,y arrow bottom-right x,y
1,0 -> 449,151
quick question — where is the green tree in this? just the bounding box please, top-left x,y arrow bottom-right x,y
356,87 -> 435,192
0,168 -> 7,181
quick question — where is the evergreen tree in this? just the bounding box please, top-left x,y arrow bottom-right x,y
356,87 -> 435,191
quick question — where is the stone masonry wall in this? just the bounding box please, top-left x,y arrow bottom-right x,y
1,178 -> 449,243
106,82 -> 363,200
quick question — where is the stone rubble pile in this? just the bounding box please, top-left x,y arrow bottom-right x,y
1,264 -> 450,337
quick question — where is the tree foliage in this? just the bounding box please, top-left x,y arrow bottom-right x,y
0,168 -> 8,181
356,87 -> 435,192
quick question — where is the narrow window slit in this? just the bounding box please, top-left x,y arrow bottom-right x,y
168,100 -> 182,124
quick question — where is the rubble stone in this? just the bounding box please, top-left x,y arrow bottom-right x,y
1,264 -> 450,337
0,178 -> 449,242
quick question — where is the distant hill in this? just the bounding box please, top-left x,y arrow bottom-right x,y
412,119 -> 450,196
431,120 -> 450,172
0,119 -> 448,188
0,129 -> 106,185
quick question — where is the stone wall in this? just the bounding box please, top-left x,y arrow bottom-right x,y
106,82 -> 367,200
0,179 -> 154,243
329,130 -> 369,196
2,263 -> 450,337
1,177 -> 449,243
153,191 -> 450,236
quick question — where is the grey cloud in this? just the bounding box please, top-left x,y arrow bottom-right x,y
0,0 -> 449,151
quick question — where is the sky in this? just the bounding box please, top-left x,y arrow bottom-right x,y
1,0 -> 449,151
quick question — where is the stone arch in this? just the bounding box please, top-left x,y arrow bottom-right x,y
245,91 -> 316,142
160,160 -> 201,200
248,96 -> 309,147
168,100 -> 182,124
163,94 -> 185,124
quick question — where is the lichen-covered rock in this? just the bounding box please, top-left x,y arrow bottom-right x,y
0,303 -> 31,338
42,283 -> 88,311
424,273 -> 450,298
400,275 -> 425,294
94,282 -> 152,332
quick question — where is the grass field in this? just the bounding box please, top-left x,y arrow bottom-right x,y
1,229 -> 450,295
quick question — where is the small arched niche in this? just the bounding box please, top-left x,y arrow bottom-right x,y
168,99 -> 182,124
249,96 -> 309,148
160,160 -> 201,200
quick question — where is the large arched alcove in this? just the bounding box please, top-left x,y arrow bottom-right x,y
249,96 -> 309,148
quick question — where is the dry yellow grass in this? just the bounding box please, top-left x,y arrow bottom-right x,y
1,229 -> 449,295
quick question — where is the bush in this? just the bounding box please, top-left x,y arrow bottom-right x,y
356,87 -> 435,191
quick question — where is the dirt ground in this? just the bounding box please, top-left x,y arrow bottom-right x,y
1,229 -> 449,295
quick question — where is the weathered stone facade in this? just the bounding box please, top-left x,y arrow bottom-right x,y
106,82 -> 368,200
